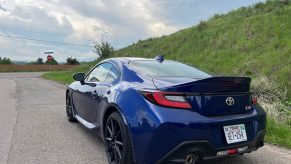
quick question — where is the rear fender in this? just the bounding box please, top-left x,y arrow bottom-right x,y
106,87 -> 161,164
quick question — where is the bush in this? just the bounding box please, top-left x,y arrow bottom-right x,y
36,58 -> 44,65
0,56 -> 13,64
279,0 -> 290,5
93,41 -> 114,58
252,77 -> 290,122
197,21 -> 207,31
66,57 -> 80,65
29,58 -> 44,65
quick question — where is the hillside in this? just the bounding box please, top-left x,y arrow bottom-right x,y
115,0 -> 291,97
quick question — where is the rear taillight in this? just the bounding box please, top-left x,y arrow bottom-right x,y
217,146 -> 248,156
141,91 -> 191,109
251,95 -> 258,105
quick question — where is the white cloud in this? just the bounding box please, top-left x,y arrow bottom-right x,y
0,0 -> 265,62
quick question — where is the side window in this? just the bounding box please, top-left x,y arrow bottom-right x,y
105,66 -> 120,82
86,63 -> 112,82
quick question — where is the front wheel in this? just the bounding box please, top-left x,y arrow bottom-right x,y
104,112 -> 133,164
66,95 -> 76,122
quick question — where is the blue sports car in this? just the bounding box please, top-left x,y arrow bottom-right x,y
66,56 -> 266,164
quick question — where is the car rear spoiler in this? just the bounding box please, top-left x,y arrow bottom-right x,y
155,76 -> 251,94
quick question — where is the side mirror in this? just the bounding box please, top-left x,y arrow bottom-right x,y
73,73 -> 85,82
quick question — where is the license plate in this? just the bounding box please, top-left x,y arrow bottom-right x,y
223,124 -> 247,144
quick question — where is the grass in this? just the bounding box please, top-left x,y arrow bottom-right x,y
42,61 -> 98,84
43,0 -> 291,148
266,117 -> 291,148
43,71 -> 75,84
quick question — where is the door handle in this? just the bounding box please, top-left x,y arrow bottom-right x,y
91,90 -> 98,98
107,90 -> 111,95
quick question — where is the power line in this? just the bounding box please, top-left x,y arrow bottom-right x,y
0,25 -> 93,42
0,34 -> 93,48
0,25 -> 54,36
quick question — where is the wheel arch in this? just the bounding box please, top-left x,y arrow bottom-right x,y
101,103 -> 129,138
101,103 -> 136,163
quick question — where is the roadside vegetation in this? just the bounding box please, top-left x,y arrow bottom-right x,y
0,56 -> 13,64
42,61 -> 97,83
28,58 -> 45,65
252,77 -> 291,148
43,0 -> 291,148
0,56 -> 81,72
66,57 -> 80,65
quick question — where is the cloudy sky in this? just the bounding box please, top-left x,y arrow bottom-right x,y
0,0 -> 265,62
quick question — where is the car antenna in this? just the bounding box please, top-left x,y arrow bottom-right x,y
154,54 -> 164,63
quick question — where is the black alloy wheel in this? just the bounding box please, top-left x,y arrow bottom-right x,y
66,95 -> 76,122
104,112 -> 133,164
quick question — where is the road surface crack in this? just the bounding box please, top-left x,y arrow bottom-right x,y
6,80 -> 20,164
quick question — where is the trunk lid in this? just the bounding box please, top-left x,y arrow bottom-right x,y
153,76 -> 253,116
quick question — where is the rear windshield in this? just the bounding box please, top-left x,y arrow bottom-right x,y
129,60 -> 211,78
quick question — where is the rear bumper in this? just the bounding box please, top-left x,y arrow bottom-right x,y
126,101 -> 266,164
158,130 -> 266,164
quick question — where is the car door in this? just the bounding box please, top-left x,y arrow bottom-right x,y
93,65 -> 121,122
72,62 -> 112,123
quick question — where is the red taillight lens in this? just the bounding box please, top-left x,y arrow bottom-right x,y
251,95 -> 258,105
227,149 -> 238,155
141,91 -> 191,109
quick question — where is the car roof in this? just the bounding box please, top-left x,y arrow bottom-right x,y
105,57 -> 156,64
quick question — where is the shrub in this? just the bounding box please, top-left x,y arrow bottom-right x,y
29,58 -> 44,65
0,57 -> 13,64
93,41 -> 114,58
36,58 -> 44,65
197,21 -> 207,31
66,57 -> 80,65
279,0 -> 290,5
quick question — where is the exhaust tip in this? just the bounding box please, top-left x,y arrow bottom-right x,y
185,153 -> 198,164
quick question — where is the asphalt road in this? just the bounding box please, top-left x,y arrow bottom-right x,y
0,72 -> 291,164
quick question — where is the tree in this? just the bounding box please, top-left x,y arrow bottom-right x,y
36,58 -> 44,65
0,56 -> 13,64
44,58 -> 59,65
93,41 -> 114,58
66,57 -> 80,65
29,58 -> 44,65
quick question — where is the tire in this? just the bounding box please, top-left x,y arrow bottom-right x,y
104,112 -> 134,164
66,95 -> 76,122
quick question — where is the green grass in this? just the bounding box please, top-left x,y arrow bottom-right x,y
43,71 -> 75,84
266,117 -> 291,148
43,0 -> 291,148
42,61 -> 98,84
